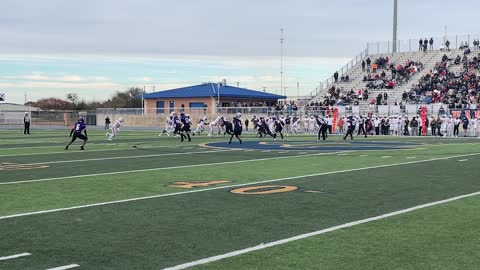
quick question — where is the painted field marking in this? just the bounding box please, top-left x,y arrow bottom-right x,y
359,155 -> 368,157
8,149 -> 235,166
1,151 -> 479,220
406,157 -> 416,160
338,153 -> 348,156
45,264 -> 80,270
0,252 -> 31,261
162,190 -> 480,270
381,156 -> 392,158
297,152 -> 308,155
261,150 -> 271,153
0,150 -> 353,186
0,142 -> 190,153
459,159 -> 469,162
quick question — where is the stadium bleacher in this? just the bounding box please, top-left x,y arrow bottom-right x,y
308,48 -> 468,110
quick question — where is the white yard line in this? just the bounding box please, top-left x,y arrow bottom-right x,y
0,252 -> 31,261
162,190 -> 480,270
0,147 -> 132,158
359,154 -> 368,157
458,159 -> 469,162
45,264 -> 80,270
0,151 -> 478,220
0,151 -> 353,186
381,156 -> 392,158
406,157 -> 416,160
0,142 -> 190,152
1,149 -> 234,166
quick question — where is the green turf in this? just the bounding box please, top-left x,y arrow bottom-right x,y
193,195 -> 480,270
1,129 -> 479,269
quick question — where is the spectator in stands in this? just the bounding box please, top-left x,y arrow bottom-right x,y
402,90 -> 408,101
383,92 -> 388,101
419,38 -> 423,51
439,106 -> 445,116
334,71 -> 339,83
423,38 -> 428,52
429,38 -> 434,50
345,74 -> 350,82
445,40 -> 451,51
366,57 -> 372,71
454,55 -> 461,65
372,63 -> 378,73
362,60 -> 366,72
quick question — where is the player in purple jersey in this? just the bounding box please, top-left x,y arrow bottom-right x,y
65,117 -> 88,150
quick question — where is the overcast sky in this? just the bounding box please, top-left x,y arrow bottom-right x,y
1,0 -> 480,104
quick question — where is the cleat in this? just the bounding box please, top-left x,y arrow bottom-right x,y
80,146 -> 85,150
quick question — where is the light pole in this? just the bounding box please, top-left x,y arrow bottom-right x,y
280,28 -> 285,98
392,0 -> 398,53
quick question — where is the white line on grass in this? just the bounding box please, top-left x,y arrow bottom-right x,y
359,154 -> 368,157
162,190 -> 480,270
0,150 -> 353,186
0,145 -> 192,158
45,264 -> 80,270
381,156 -> 392,158
1,151 -> 479,220
1,149 -> 235,167
0,252 -> 31,261
406,157 -> 416,160
458,159 -> 469,162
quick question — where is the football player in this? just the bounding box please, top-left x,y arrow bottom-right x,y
106,117 -> 124,141
66,117 -> 88,150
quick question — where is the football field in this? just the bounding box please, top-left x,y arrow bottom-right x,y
1,129 -> 480,270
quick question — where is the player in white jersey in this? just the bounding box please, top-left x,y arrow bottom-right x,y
472,117 -> 478,137
267,116 -> 274,133
390,116 -> 398,136
440,116 -> 447,136
292,116 -> 301,134
445,116 -> 454,137
194,116 -> 208,136
397,116 -> 403,136
159,113 -> 175,137
208,116 -> 222,136
106,117 -> 124,141
302,115 -> 309,134
308,115 -> 317,134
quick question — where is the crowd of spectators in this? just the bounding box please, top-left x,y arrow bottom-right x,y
404,50 -> 480,109
363,58 -> 424,90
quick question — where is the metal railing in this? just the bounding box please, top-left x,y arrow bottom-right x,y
307,47 -> 369,100
367,34 -> 480,55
